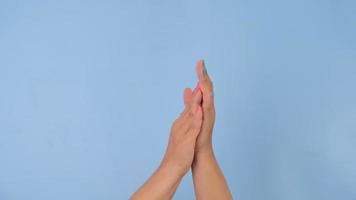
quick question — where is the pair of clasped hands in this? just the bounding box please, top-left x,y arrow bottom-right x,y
131,60 -> 232,200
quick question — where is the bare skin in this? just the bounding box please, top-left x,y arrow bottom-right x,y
190,60 -> 233,200
131,86 -> 203,200
131,60 -> 232,199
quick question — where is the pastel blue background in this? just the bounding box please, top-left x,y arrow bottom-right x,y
1,0 -> 355,199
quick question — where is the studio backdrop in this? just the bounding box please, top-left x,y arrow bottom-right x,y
0,0 -> 355,199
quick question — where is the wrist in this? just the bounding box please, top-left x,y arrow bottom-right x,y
193,145 -> 215,166
195,142 -> 213,155
159,160 -> 187,179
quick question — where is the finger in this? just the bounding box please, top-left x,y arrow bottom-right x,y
196,59 -> 205,81
196,59 -> 210,82
193,82 -> 200,94
178,82 -> 203,126
183,88 -> 193,108
196,60 -> 214,110
178,88 -> 193,118
175,105 -> 199,136
178,86 -> 201,125
178,107 -> 192,124
193,105 -> 203,129
200,81 -> 214,110
191,87 -> 202,114
186,105 -> 203,138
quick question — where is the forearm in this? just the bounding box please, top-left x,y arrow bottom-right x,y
192,146 -> 233,200
131,164 -> 184,200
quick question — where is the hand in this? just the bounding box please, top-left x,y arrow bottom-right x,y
131,88 -> 203,200
184,60 -> 215,153
190,60 -> 233,200
160,87 -> 203,176
132,60 -> 231,200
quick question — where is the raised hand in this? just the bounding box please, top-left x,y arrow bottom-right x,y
190,60 -> 233,200
160,87 -> 203,175
132,60 -> 232,200
184,60 -> 216,153
131,87 -> 203,200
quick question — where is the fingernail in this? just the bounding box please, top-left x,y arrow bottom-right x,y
202,60 -> 208,75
